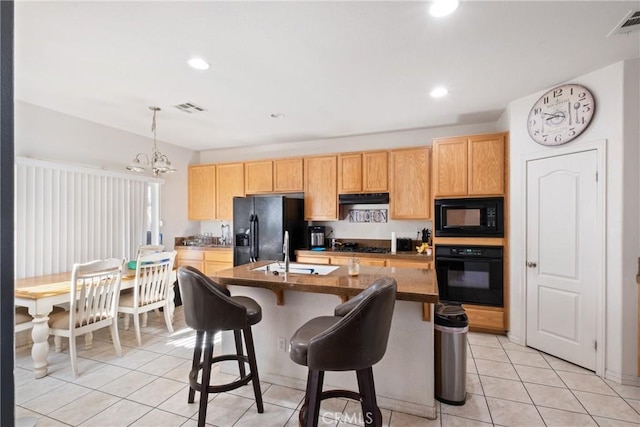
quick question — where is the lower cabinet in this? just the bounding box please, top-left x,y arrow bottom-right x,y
296,253 -> 430,269
462,304 -> 506,332
176,248 -> 233,276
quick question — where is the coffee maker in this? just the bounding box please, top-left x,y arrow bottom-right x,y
308,225 -> 326,249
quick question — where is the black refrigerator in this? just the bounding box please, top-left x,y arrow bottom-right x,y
233,196 -> 306,266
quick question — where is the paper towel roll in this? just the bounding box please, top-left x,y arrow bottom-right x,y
391,232 -> 397,253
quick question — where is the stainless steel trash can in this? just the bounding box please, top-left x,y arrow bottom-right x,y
434,302 -> 468,405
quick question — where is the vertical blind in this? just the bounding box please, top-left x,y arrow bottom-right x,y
15,157 -> 159,279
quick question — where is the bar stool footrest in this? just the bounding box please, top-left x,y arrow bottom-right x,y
189,354 -> 254,394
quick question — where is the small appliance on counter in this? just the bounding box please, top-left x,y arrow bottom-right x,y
396,238 -> 412,252
308,225 -> 326,249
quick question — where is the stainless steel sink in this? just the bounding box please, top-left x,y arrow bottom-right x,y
252,262 -> 339,275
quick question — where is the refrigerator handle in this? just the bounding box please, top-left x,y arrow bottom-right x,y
249,214 -> 255,262
253,214 -> 259,261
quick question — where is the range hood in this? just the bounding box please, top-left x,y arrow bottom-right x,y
338,193 -> 389,205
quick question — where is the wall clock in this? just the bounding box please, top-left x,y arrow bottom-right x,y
527,84 -> 595,146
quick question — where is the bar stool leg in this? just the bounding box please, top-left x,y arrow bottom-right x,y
356,367 -> 381,427
233,329 -> 246,378
197,332 -> 214,427
188,330 -> 204,403
243,326 -> 264,413
305,370 -> 325,427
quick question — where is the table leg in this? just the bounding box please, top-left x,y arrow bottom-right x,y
30,315 -> 50,378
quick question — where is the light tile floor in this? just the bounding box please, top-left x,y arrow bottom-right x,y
15,307 -> 640,426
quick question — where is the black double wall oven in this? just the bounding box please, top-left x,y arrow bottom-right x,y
434,197 -> 505,307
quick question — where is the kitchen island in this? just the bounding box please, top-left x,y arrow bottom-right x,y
209,261 -> 438,418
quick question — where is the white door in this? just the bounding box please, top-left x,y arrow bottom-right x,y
525,149 -> 599,370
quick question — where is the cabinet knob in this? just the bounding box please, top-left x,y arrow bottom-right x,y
526,261 -> 537,268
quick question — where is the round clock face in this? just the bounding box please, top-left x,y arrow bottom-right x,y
527,84 -> 595,146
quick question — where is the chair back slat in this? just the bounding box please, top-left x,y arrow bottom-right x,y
134,251 -> 176,307
70,259 -> 124,329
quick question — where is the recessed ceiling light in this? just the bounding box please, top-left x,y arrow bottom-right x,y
430,86 -> 448,98
187,57 -> 210,70
270,113 -> 285,119
429,0 -> 459,17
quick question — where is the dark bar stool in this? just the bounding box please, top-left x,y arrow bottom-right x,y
177,266 -> 264,427
289,277 -> 397,427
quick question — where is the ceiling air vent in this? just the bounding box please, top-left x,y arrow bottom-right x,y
608,10 -> 640,36
173,102 -> 206,114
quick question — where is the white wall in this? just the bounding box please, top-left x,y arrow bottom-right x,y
506,60 -> 640,381
199,121 -> 497,240
15,101 -> 201,251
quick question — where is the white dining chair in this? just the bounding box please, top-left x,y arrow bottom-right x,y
48,258 -> 125,377
135,244 -> 164,258
118,251 -> 176,346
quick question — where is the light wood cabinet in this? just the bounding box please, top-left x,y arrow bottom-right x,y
387,259 -> 432,269
433,132 -> 506,197
462,304 -> 506,332
432,138 -> 468,197
175,249 -> 205,271
330,257 -> 386,267
296,253 -> 431,269
216,163 -> 245,220
296,255 -> 332,265
274,158 -> 304,193
244,160 -> 273,194
338,153 -> 362,193
304,156 -> 338,220
338,151 -> 388,194
468,134 -> 505,195
363,151 -> 388,192
389,147 -> 431,220
188,165 -> 216,221
204,250 -> 233,275
176,248 -> 233,275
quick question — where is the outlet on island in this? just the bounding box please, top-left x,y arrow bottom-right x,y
278,337 -> 287,352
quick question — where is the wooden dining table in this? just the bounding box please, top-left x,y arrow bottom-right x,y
15,268 -> 177,378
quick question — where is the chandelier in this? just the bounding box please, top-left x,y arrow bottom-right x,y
127,106 -> 176,177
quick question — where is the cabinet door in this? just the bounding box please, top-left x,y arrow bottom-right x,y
304,156 -> 338,220
296,255 -> 331,264
386,259 -> 431,269
363,151 -> 388,192
432,138 -> 468,197
274,158 -> 304,192
389,148 -> 431,219
188,165 -> 216,221
468,134 -> 505,195
245,160 -> 273,194
338,153 -> 362,193
216,163 -> 244,220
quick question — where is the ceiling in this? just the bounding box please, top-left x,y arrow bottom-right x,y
14,1 -> 640,152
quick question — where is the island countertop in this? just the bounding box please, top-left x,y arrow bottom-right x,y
209,260 -> 438,304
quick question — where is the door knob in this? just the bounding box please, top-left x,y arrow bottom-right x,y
527,261 -> 537,268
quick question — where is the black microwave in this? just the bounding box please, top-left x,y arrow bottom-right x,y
434,197 -> 504,237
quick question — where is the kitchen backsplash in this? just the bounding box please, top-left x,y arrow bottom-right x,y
199,204 -> 430,243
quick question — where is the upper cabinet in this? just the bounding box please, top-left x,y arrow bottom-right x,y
433,132 -> 506,197
304,155 -> 338,220
338,151 -> 388,194
188,164 -> 216,221
216,162 -> 244,220
274,158 -> 304,193
389,147 -> 431,220
245,160 -> 273,194
244,157 -> 304,194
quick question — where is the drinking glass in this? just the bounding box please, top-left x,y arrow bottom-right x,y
348,258 -> 360,276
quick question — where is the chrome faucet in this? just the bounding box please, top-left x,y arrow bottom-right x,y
283,231 -> 290,273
